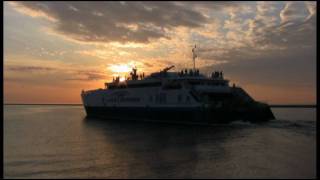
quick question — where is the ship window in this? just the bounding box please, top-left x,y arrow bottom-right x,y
163,94 -> 167,103
163,82 -> 182,90
178,94 -> 182,102
186,95 -> 190,102
156,93 -> 166,104
190,82 -> 201,85
160,93 -> 166,103
127,82 -> 161,88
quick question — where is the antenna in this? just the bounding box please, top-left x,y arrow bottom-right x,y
192,44 -> 197,71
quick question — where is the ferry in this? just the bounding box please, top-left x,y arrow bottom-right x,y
81,46 -> 275,124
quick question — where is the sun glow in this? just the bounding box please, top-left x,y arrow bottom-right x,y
108,64 -> 132,73
119,77 -> 126,82
108,64 -> 133,82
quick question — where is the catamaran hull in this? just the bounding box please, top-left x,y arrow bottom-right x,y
83,105 -> 274,124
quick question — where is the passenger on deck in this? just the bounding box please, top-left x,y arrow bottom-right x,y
189,69 -> 193,76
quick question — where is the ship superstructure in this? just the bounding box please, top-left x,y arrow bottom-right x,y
81,46 -> 274,123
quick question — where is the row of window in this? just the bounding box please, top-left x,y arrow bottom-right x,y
148,94 -> 191,103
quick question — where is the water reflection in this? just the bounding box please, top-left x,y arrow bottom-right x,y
82,117 -> 245,178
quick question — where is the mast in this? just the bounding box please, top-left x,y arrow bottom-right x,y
192,44 -> 197,71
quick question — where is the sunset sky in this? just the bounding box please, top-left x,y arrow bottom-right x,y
4,1 -> 317,104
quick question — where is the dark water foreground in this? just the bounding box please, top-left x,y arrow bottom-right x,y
4,105 -> 316,178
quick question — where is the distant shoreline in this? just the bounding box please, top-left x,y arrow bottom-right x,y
4,104 -> 83,106
3,104 -> 316,108
269,105 -> 316,108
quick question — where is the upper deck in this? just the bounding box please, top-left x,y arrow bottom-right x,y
105,67 -> 229,90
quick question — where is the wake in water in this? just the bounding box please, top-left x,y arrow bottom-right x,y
227,118 -> 316,137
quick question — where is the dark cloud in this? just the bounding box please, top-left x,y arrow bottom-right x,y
142,62 -> 154,68
65,73 -> 106,81
6,65 -> 56,72
199,38 -> 316,89
67,70 -> 107,81
13,1 -> 210,43
6,65 -> 106,81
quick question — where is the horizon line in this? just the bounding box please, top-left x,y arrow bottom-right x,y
3,103 -> 317,108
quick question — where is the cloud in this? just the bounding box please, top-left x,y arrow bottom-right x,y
7,1 -> 57,22
5,65 -> 107,81
280,1 -> 310,23
9,1 -> 316,59
6,65 -> 56,72
10,1 -> 209,43
200,1 -> 315,62
305,1 -> 317,19
257,1 -> 277,15
197,1 -> 316,100
65,71 -> 107,81
200,44 -> 316,90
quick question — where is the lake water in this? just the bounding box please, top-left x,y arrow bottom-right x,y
4,105 -> 316,178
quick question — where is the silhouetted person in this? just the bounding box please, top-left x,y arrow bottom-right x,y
189,69 -> 193,76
